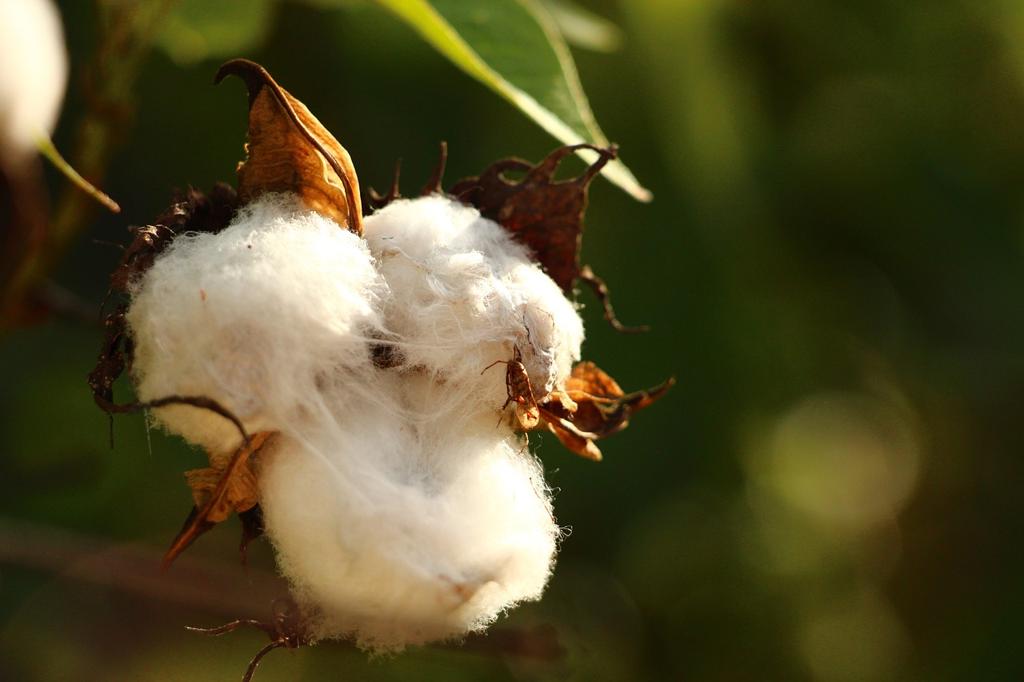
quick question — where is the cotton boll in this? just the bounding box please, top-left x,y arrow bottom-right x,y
126,195 -> 385,458
0,0 -> 67,163
259,370 -> 559,650
127,191 -> 577,649
364,196 -> 584,411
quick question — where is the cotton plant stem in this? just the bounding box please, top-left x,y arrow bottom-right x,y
35,134 -> 120,213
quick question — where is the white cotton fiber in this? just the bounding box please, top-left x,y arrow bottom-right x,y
363,195 -> 584,409
126,195 -> 385,460
259,373 -> 558,649
0,0 -> 67,161
126,193 -> 586,649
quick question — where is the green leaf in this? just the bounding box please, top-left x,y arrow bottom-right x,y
376,0 -> 651,201
156,0 -> 274,66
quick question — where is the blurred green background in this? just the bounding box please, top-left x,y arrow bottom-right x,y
4,0 -> 1024,680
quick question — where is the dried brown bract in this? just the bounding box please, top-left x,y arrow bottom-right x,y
539,362 -> 675,460
164,431 -> 276,569
450,144 -> 647,333
215,59 -> 362,234
492,356 -> 673,462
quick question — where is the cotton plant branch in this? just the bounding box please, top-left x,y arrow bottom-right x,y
0,517 -> 566,662
0,516 -> 284,618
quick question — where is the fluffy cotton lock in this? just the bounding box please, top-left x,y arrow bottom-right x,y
126,195 -> 385,461
126,193 -> 586,650
363,195 -> 584,411
0,0 -> 67,162
259,376 -> 559,649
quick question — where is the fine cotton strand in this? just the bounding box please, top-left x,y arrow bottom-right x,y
125,193 -> 586,650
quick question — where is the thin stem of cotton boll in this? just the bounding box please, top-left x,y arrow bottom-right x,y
241,642 -> 285,682
185,620 -> 270,637
35,135 -> 120,212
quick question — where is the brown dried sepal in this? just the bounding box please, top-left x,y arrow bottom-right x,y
450,144 -> 645,332
450,144 -> 608,292
106,224 -> 175,294
490,352 -> 673,461
110,183 -> 238,294
185,461 -> 259,524
215,59 -> 363,235
538,362 -> 674,460
163,431 -> 276,569
538,391 -> 603,461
